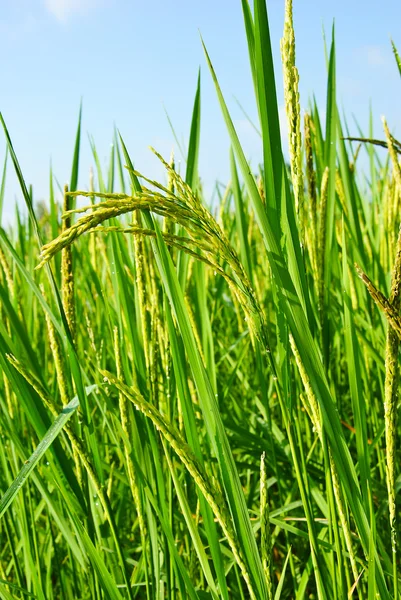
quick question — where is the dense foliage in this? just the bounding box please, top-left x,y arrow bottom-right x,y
0,1 -> 400,598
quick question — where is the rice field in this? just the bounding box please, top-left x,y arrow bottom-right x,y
0,1 -> 400,598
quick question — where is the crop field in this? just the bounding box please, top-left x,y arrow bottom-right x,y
0,1 -> 400,598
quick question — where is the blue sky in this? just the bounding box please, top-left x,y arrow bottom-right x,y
1,0 -> 400,224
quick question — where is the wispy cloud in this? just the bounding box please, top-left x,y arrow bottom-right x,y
356,45 -> 388,68
0,12 -> 38,41
44,0 -> 98,21
366,45 -> 387,67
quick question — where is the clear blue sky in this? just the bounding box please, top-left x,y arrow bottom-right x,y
1,0 -> 400,224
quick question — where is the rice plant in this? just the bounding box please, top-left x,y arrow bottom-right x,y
0,1 -> 400,598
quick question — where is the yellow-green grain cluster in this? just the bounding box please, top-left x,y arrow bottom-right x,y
281,0 -> 304,239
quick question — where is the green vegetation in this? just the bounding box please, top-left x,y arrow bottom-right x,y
0,1 -> 400,598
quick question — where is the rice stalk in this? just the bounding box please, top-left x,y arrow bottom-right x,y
88,166 -> 97,269
0,246 -> 15,417
289,333 -> 360,587
113,327 -> 149,590
7,354 -> 135,600
304,112 -> 318,275
101,369 -> 258,600
164,150 -> 176,240
317,166 -> 330,324
40,283 -> 71,407
36,158 -> 271,353
281,0 -> 304,242
260,452 -> 274,600
355,264 -> 401,341
61,185 -> 76,342
0,245 -> 14,299
148,259 -> 161,408
382,117 -> 401,597
132,209 -> 151,373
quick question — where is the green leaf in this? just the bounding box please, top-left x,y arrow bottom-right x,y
185,69 -> 201,190
69,101 -> 82,195
202,17 -> 390,600
274,547 -> 292,600
0,148 -> 7,226
391,40 -> 401,78
0,386 -> 96,520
